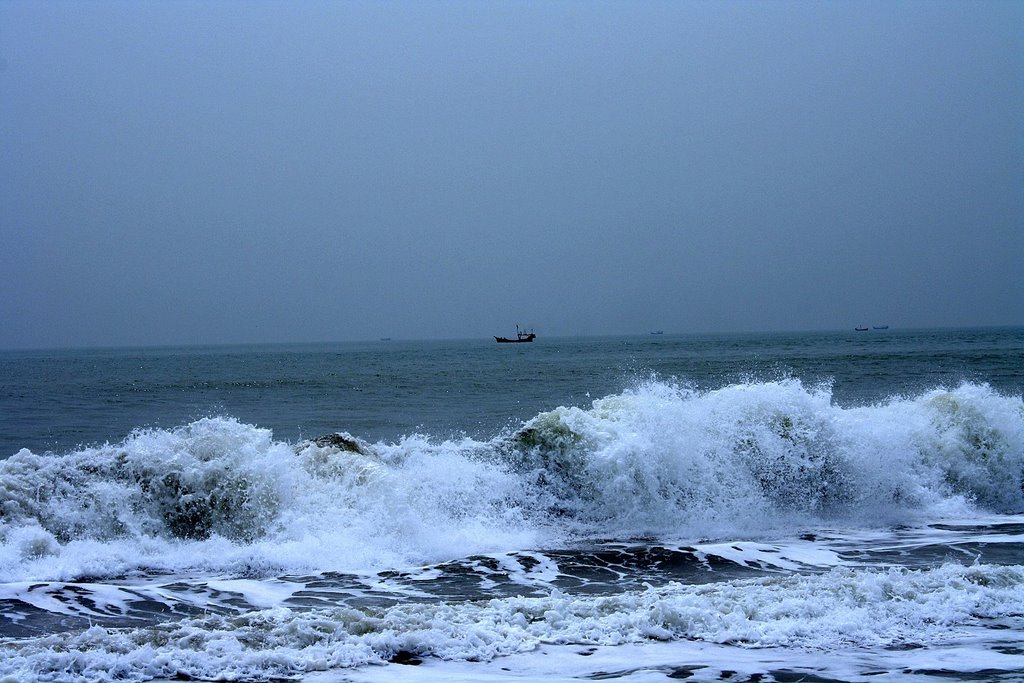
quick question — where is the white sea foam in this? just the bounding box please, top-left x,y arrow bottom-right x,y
0,562 -> 1021,682
338,639 -> 1024,683
690,540 -> 845,571
0,380 -> 1021,582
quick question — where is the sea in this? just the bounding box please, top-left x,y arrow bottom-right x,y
0,327 -> 1022,683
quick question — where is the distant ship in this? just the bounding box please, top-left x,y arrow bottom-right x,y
873,325 -> 889,330
495,326 -> 536,343
855,326 -> 869,331
650,331 -> 664,335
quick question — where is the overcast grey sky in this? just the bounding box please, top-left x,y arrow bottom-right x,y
1,0 -> 1021,348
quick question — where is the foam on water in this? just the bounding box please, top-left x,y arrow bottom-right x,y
340,639 -> 1024,683
1,562 -> 1021,682
0,380 -> 1021,581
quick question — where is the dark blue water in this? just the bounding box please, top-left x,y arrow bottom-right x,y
2,328 -> 1021,458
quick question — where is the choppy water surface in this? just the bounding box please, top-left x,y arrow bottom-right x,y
0,328 -> 1021,681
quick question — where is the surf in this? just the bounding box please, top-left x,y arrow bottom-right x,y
1,379 -> 1021,584
1,562 -> 1022,682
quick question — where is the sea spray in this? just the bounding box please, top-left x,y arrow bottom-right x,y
1,380 -> 1021,583
500,379 -> 1023,533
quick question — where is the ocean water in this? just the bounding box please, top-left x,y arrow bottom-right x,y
0,328 -> 1022,682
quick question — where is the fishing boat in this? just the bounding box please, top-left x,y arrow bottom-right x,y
855,326 -> 869,332
495,326 -> 536,343
873,325 -> 889,330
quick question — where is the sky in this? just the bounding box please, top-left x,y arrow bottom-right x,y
0,0 -> 1021,348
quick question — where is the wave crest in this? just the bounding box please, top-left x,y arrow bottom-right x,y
0,380 -> 1021,579
0,418 -> 288,545
501,380 -> 1023,531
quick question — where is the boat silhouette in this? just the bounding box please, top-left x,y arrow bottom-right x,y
495,326 -> 536,343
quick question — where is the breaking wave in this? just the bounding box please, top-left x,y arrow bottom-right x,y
1,380 -> 1022,581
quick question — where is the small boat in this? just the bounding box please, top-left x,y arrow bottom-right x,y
873,325 -> 889,330
495,326 -> 536,343
855,326 -> 869,332
650,331 -> 664,335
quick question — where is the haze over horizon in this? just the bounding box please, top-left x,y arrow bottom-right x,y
1,1 -> 1021,350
